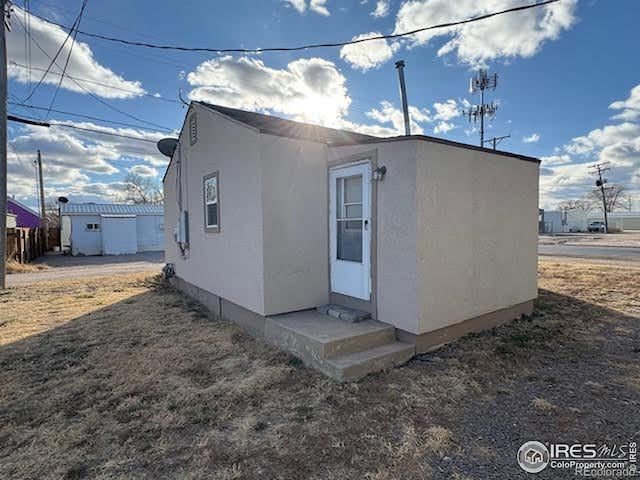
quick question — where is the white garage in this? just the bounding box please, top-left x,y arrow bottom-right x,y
101,215 -> 137,255
60,203 -> 164,256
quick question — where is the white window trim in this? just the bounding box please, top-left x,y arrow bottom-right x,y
203,171 -> 220,233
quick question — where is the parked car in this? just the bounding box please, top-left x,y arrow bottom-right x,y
588,221 -> 606,232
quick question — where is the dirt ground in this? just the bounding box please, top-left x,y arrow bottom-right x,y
539,231 -> 640,247
1,261 -> 639,479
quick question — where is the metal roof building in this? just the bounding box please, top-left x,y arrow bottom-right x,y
61,203 -> 163,216
60,203 -> 164,255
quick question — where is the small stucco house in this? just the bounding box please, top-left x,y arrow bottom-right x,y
163,102 -> 539,381
60,203 -> 164,256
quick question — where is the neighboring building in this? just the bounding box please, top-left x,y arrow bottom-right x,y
542,210 -> 640,233
7,197 -> 41,228
601,212 -> 640,231
163,102 -> 540,381
6,212 -> 17,229
60,203 -> 164,256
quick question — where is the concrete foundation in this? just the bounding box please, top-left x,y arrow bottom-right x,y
170,275 -> 534,381
397,300 -> 534,354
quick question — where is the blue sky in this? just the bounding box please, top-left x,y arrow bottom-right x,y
6,0 -> 640,209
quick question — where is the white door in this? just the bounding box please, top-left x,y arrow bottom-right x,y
101,216 -> 137,255
329,161 -> 371,300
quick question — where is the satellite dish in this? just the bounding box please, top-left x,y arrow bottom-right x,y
58,196 -> 69,204
157,138 -> 178,157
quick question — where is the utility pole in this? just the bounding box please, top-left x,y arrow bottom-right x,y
395,60 -> 411,136
483,134 -> 510,150
36,150 -> 47,251
0,0 -> 10,289
464,69 -> 499,146
588,161 -> 611,234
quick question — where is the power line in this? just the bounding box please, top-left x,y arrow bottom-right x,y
8,101 -> 174,132
10,62 -> 183,104
45,0 -> 89,117
8,113 -> 163,143
27,0 -> 559,54
13,13 -> 174,131
21,0 -> 84,102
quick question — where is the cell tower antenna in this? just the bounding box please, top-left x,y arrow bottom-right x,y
463,69 -> 499,147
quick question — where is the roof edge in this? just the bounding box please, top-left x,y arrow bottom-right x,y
329,135 -> 541,164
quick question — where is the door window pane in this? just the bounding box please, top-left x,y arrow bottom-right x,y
344,176 -> 362,203
337,220 -> 362,262
345,204 -> 362,219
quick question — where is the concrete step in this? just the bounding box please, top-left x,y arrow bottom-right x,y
325,341 -> 415,383
265,310 -> 396,362
316,304 -> 371,323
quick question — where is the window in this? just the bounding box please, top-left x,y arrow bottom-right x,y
86,223 -> 100,231
336,174 -> 363,262
203,172 -> 220,232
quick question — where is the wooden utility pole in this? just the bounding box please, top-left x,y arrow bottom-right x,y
588,162 -> 611,234
36,150 -> 47,251
1,0 -> 9,289
483,134 -> 510,150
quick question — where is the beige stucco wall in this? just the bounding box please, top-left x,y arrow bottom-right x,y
260,134 -> 329,315
328,141 -> 420,333
164,105 -> 266,315
415,141 -> 539,334
164,105 -> 331,316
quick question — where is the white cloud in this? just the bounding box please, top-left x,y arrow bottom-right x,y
434,121 -> 455,134
310,0 -> 330,16
129,164 -> 159,177
283,0 -> 330,15
284,0 -> 307,13
187,56 -> 351,127
340,32 -> 398,71
565,123 -> 640,155
540,154 -> 571,166
364,100 -> 431,135
186,56 -> 464,139
393,0 -> 577,68
7,121 -> 167,203
523,133 -> 540,143
371,0 -> 390,17
540,118 -> 640,208
7,7 -> 145,99
432,99 -> 461,121
610,84 -> 640,121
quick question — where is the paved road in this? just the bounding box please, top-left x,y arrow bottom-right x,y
539,244 -> 640,261
7,251 -> 164,287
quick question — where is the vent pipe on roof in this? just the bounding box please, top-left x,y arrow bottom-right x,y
395,60 -> 411,136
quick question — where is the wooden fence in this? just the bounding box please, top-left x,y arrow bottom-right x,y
5,227 -> 46,263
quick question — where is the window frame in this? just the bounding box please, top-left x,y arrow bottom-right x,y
203,171 -> 220,233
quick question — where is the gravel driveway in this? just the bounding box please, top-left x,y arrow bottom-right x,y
6,251 -> 164,287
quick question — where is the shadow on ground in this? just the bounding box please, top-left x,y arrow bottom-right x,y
35,250 -> 164,268
1,280 -> 638,479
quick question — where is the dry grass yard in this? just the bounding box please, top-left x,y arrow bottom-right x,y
1,260 -> 639,479
5,259 -> 49,275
